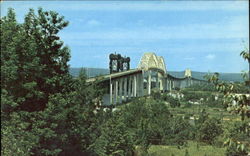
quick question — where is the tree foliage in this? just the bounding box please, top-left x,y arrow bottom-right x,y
197,117 -> 223,145
1,8 -> 72,112
205,47 -> 250,155
1,8 -> 103,155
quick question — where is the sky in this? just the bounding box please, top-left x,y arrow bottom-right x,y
1,1 -> 249,73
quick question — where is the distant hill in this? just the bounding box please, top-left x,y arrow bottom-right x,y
168,71 -> 244,82
69,68 -> 244,82
70,67 -> 109,78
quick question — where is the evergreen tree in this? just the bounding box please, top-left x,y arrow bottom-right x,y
1,8 -> 72,112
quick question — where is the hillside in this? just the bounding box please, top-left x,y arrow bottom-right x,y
70,68 -> 244,82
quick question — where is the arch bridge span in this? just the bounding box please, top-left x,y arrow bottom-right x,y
87,53 -> 208,105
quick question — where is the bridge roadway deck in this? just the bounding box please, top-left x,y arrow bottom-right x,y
86,69 -> 142,83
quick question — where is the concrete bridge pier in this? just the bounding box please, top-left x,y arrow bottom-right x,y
114,80 -> 118,105
147,71 -> 152,95
139,73 -> 144,96
109,81 -> 113,104
133,75 -> 137,97
124,77 -> 127,101
119,78 -> 123,104
128,76 -> 131,99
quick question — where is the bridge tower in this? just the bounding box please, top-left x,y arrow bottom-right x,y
109,53 -> 130,74
184,69 -> 192,86
184,69 -> 192,78
138,52 -> 167,94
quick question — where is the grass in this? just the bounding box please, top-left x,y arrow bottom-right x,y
148,141 -> 226,156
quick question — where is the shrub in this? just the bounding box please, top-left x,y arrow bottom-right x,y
162,94 -> 181,108
198,117 -> 223,145
93,117 -> 134,156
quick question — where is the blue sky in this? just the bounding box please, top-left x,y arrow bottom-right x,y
1,1 -> 249,73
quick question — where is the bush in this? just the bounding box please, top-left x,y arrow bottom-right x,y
197,117 -> 223,145
224,120 -> 250,156
162,94 -> 181,108
151,91 -> 161,101
182,101 -> 192,108
93,117 -> 134,156
163,116 -> 192,146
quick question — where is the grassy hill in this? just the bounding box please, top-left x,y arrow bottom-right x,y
70,68 -> 244,82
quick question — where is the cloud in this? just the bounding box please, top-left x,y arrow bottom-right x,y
206,54 -> 216,60
60,16 -> 249,41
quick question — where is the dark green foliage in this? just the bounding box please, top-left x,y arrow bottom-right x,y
195,109 -> 223,144
162,93 -> 181,108
120,98 -> 165,147
197,117 -> 223,145
195,109 -> 209,128
93,116 -> 134,156
119,98 -> 192,147
1,8 -> 72,112
164,116 -> 192,146
224,120 -> 250,156
1,112 -> 39,156
184,83 -> 216,92
1,8 -> 102,156
181,90 -> 209,102
151,91 -> 161,101
205,94 -> 224,108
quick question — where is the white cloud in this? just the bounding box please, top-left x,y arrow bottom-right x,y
206,54 -> 216,60
60,15 -> 249,41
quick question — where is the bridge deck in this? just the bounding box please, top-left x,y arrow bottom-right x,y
86,69 -> 142,83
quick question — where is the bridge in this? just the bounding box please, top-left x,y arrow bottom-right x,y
87,52 -> 207,105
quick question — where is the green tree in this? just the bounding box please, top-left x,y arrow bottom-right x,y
224,120 -> 250,156
1,8 -> 95,156
1,8 -> 72,112
93,116 -> 134,156
195,109 -> 209,129
198,117 -> 223,145
162,94 -> 181,108
32,69 -> 105,155
206,47 -> 250,154
164,116 -> 192,146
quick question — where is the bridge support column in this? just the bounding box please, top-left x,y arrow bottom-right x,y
139,73 -> 144,96
166,79 -> 168,91
136,73 -> 143,97
161,77 -> 164,92
114,80 -> 118,105
133,75 -> 137,97
167,79 -> 169,91
136,74 -> 139,97
128,76 -> 131,99
119,78 -> 123,104
124,77 -> 127,101
156,73 -> 159,90
170,80 -> 172,91
110,81 -> 113,105
148,71 -> 151,95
